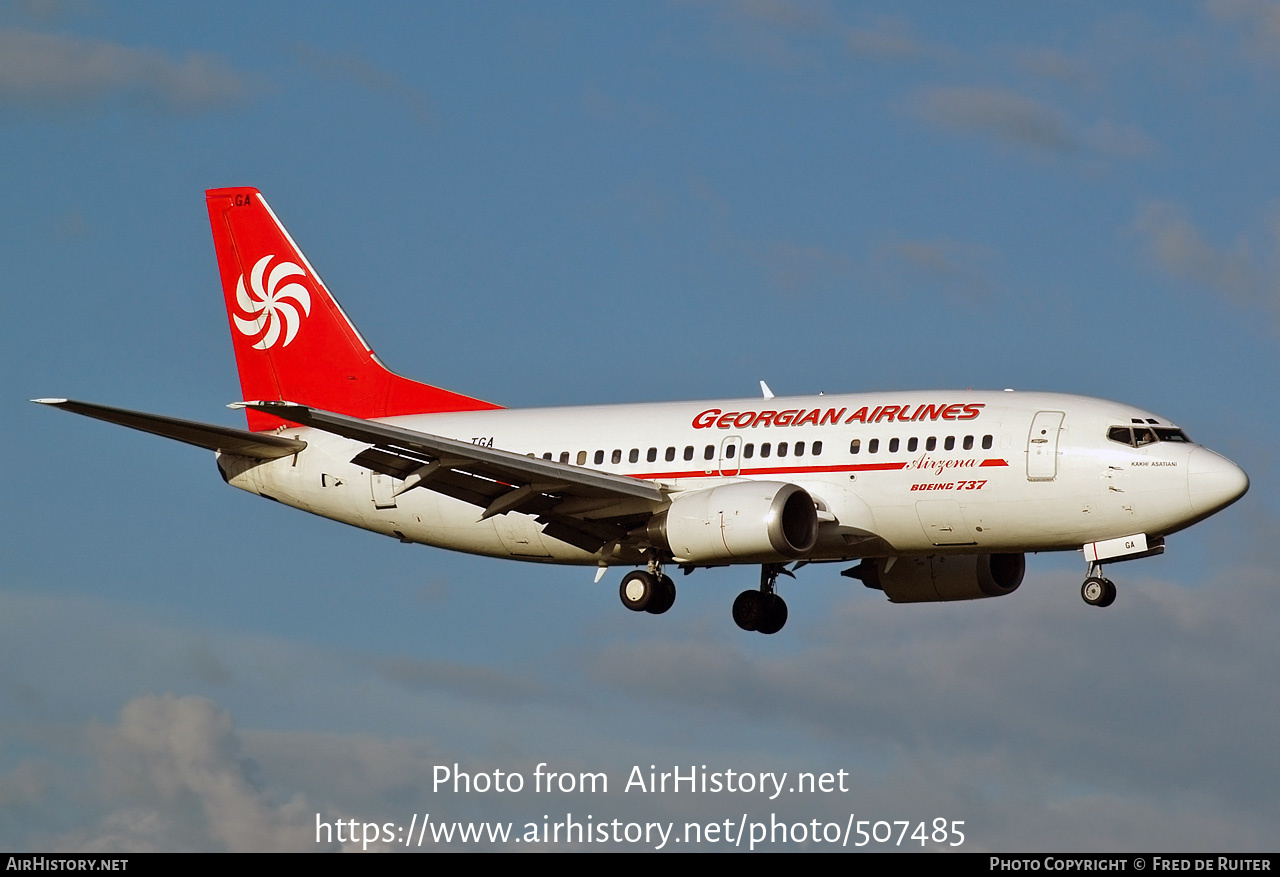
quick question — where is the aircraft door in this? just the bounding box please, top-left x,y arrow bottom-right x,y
1027,411 -> 1064,481
719,436 -> 742,476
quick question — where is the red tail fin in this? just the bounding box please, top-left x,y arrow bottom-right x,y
206,187 -> 501,431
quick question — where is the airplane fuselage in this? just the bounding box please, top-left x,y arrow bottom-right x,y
220,389 -> 1242,567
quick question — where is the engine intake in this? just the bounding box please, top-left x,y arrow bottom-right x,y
647,481 -> 818,563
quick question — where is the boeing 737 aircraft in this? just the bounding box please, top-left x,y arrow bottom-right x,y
36,187 -> 1250,634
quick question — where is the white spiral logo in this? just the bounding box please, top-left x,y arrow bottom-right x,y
233,254 -> 312,349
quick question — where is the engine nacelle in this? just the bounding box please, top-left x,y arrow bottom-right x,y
647,481 -> 818,563
848,553 -> 1024,603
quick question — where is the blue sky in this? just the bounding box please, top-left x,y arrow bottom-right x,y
3,1 -> 1279,851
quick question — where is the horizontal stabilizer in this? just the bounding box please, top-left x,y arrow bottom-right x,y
33,399 -> 306,459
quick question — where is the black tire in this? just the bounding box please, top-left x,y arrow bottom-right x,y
646,574 -> 676,615
619,570 -> 656,612
1081,576 -> 1108,606
756,594 -> 788,635
1096,578 -> 1117,608
732,589 -> 763,631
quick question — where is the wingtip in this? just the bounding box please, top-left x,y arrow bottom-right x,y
31,398 -> 68,405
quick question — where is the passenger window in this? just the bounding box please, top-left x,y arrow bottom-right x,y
725,444 -> 736,459
778,442 -> 788,457
795,441 -> 805,457
963,436 -> 973,450
612,449 -> 622,464
744,443 -> 754,459
704,445 -> 715,461
629,448 -> 639,463
665,447 -> 675,462
761,443 -> 772,458
812,440 -> 822,455
850,439 -> 861,455
577,451 -> 587,465
594,450 -> 604,465
945,436 -> 955,451
869,439 -> 879,454
647,447 -> 657,463
926,437 -> 937,451
684,446 -> 694,461
982,435 -> 992,450
889,437 -> 899,453
908,437 -> 918,452
542,452 -> 552,460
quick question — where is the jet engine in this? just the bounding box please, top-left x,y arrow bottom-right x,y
646,481 -> 818,563
845,553 -> 1024,602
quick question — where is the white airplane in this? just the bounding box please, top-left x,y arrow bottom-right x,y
36,187 -> 1249,634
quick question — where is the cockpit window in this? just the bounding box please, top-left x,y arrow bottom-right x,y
1107,426 -> 1191,447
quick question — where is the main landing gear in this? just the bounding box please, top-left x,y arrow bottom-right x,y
618,564 -> 676,615
617,562 -> 792,633
732,564 -> 790,635
1081,562 -> 1116,607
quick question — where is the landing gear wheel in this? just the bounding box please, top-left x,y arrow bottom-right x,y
732,590 -> 763,631
732,590 -> 788,633
1081,576 -> 1116,607
646,575 -> 676,615
756,594 -> 788,635
619,570 -> 656,612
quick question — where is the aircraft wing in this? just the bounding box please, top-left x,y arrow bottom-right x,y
242,401 -> 669,552
33,399 -> 307,460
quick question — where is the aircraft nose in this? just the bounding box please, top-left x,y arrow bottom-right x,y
1188,448 -> 1249,518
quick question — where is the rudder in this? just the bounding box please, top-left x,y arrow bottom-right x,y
206,187 -> 501,431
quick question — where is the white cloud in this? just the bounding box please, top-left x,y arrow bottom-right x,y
878,236 -> 999,303
0,28 -> 246,113
758,241 -> 853,295
55,694 -> 317,852
1207,0 -> 1280,57
845,16 -> 959,65
1010,46 -> 1099,90
1132,200 -> 1280,314
293,46 -> 429,124
908,85 -> 1079,154
907,85 -> 1155,161
720,0 -> 835,30
700,0 -> 841,69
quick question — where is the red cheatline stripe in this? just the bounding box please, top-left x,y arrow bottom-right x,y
632,461 -> 908,480
979,459 -> 1009,467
